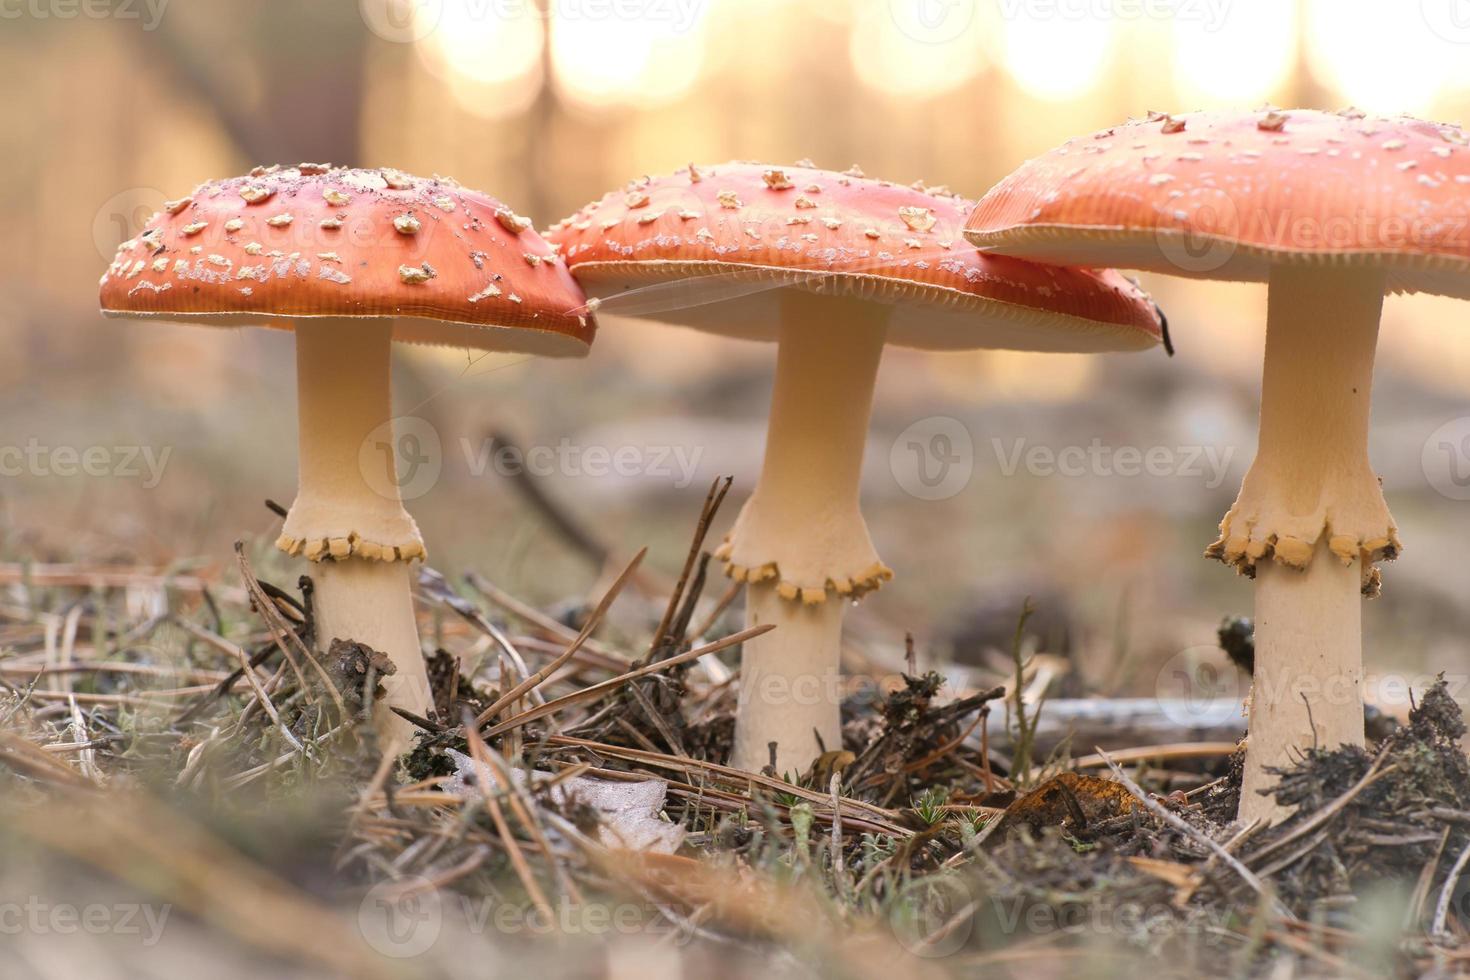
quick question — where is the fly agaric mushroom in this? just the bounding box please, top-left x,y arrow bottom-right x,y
546,162 -> 1163,773
100,165 -> 593,748
964,108 -> 1470,824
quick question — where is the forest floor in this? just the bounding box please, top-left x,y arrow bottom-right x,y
3,485 -> 1469,978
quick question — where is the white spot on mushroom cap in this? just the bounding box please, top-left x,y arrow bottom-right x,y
495,208 -> 532,234
239,184 -> 275,204
380,169 -> 415,190
762,169 -> 795,190
393,213 -> 421,235
898,206 -> 935,232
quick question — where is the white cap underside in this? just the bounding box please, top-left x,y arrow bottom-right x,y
572,261 -> 1157,354
99,308 -> 591,358
966,226 -> 1470,300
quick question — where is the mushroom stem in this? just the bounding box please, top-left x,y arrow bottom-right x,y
290,318 -> 431,750
730,292 -> 888,773
1238,265 -> 1383,825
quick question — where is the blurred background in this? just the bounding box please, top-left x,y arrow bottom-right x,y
4,0 -> 1470,703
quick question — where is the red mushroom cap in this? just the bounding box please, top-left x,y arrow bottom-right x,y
546,162 -> 1162,352
965,109 -> 1470,297
99,165 -> 594,356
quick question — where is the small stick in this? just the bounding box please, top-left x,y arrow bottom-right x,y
1432,838 -> 1470,939
463,715 -> 553,921
689,581 -> 741,641
649,476 -> 731,658
234,544 -> 347,718
473,549 -> 645,727
481,623 -> 773,738
1243,748 -> 1394,868
465,572 -> 628,666
1098,748 -> 1294,922
227,632 -> 304,753
830,770 -> 845,877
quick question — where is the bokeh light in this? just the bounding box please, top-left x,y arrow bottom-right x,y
415,0 -> 544,119
1172,1 -> 1297,106
1304,0 -> 1453,114
848,3 -> 987,98
548,3 -> 712,109
1002,8 -> 1113,101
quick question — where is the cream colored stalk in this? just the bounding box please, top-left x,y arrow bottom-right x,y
279,317 -> 433,750
1213,266 -> 1394,825
720,292 -> 891,773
